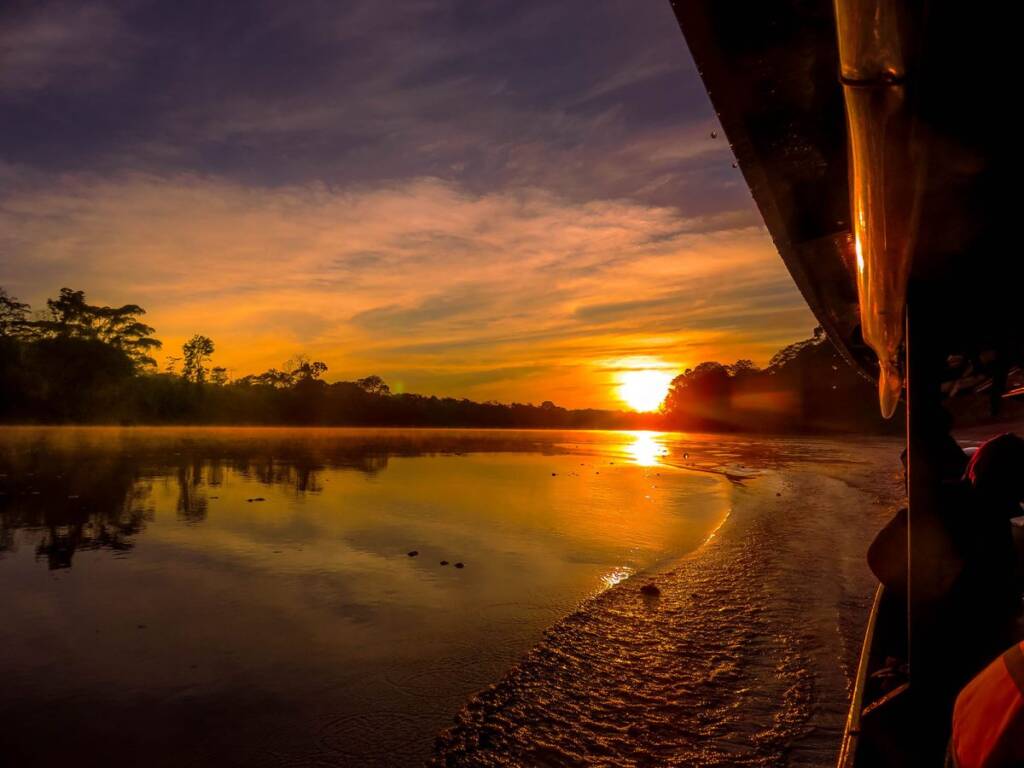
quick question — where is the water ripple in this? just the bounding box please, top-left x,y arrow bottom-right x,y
432,453 -> 899,767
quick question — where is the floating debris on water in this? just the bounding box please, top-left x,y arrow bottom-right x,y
407,550 -> 419,557
639,583 -> 661,597
440,560 -> 449,566
454,562 -> 464,569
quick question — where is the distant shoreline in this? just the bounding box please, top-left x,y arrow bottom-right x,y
0,421 -> 898,436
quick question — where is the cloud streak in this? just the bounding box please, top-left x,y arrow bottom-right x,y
0,1 -> 816,408
0,1 -> 129,93
1,172 -> 812,407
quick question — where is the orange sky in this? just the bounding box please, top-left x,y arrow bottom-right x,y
0,1 -> 815,410
2,174 -> 813,409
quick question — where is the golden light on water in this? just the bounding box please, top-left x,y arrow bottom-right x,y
616,369 -> 674,412
600,566 -> 634,591
626,431 -> 668,467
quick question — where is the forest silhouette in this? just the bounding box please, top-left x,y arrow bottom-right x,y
0,287 -> 900,432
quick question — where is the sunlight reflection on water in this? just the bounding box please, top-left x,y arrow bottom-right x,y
599,565 -> 634,592
0,426 -> 731,767
625,430 -> 670,466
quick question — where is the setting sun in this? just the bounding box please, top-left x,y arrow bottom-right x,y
616,370 -> 674,412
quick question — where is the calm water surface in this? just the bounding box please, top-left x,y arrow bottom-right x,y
0,427 -> 738,767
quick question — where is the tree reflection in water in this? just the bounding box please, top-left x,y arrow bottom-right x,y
0,444 -> 150,569
0,426 -> 739,767
0,427 -> 557,569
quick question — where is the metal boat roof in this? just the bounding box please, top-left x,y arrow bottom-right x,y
669,1 -> 1020,398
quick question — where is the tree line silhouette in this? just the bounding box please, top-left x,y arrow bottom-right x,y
660,327 -> 904,433
1,286 -> 900,432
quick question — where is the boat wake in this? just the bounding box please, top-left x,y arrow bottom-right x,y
432,445 -> 900,767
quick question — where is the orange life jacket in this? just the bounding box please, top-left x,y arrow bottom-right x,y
951,641 -> 1024,768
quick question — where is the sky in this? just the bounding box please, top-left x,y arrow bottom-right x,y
0,0 -> 814,409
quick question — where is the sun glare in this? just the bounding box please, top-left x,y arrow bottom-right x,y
616,369 -> 673,412
626,431 -> 667,466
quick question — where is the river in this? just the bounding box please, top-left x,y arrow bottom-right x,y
0,427 -> 901,766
